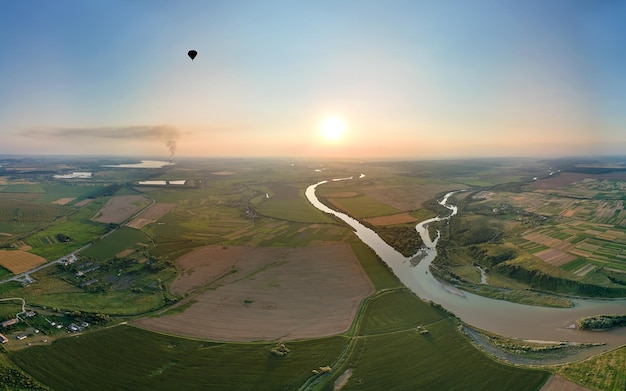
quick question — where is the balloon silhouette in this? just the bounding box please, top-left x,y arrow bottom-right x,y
188,50 -> 197,61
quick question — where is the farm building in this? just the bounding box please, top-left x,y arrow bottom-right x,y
1,318 -> 18,328
0,333 -> 8,343
61,255 -> 77,266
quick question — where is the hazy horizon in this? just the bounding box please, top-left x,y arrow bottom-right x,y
2,1 -> 625,159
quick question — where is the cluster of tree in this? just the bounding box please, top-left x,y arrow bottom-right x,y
576,315 -> 626,330
429,300 -> 457,318
465,203 -> 511,216
0,366 -> 47,390
450,219 -> 501,246
56,233 -> 71,242
370,225 -> 423,257
422,197 -> 453,215
65,310 -> 110,325
467,245 -> 516,268
429,261 -> 464,283
494,263 -> 626,297
270,343 -> 291,357
145,258 -> 175,273
605,270 -> 626,286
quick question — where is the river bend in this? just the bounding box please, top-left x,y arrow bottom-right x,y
306,179 -> 626,359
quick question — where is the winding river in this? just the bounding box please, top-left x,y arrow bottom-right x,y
306,178 -> 626,360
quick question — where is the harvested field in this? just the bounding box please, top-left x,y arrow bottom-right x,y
365,213 -> 417,226
74,199 -> 94,207
535,248 -> 576,267
539,375 -> 592,391
574,264 -> 596,277
135,244 -> 374,341
92,195 -> 151,224
52,197 -> 75,205
16,241 -> 31,251
0,249 -> 47,274
265,182 -> 298,200
126,202 -> 176,229
116,249 -> 135,258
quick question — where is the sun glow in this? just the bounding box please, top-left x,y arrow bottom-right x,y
319,117 -> 348,143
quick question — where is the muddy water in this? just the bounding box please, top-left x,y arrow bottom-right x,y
306,180 -> 626,358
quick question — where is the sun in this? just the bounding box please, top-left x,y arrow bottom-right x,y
319,117 -> 348,143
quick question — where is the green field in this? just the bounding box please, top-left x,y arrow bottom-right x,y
81,227 -> 152,261
341,323 -> 547,391
24,220 -> 108,259
10,326 -> 347,391
255,197 -> 333,223
0,201 -> 65,223
556,346 -> 626,391
327,194 -> 402,218
358,289 -> 445,334
349,242 -> 403,290
0,184 -> 46,194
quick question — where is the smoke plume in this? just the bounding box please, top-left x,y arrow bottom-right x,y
20,125 -> 181,159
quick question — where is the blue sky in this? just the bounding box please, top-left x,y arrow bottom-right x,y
1,0 -> 625,159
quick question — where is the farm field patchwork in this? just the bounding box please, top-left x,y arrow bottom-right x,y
2,157 -> 626,391
517,223 -> 626,280
441,170 -> 626,301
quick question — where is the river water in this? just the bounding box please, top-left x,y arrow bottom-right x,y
306,179 -> 626,359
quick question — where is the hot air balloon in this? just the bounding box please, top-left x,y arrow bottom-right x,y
188,50 -> 197,61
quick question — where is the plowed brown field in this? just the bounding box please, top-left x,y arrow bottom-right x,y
135,244 -> 374,341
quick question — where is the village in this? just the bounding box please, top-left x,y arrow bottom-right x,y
0,296 -> 91,349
